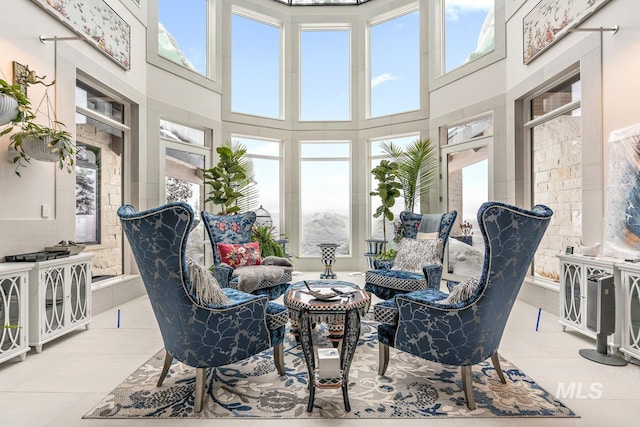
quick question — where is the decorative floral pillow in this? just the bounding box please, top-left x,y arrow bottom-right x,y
391,237 -> 443,274
217,242 -> 262,268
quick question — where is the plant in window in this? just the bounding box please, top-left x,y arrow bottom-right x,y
251,224 -> 287,258
381,138 -> 437,213
370,159 -> 402,244
201,140 -> 259,215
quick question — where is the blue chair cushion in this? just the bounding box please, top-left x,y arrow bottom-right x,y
365,269 -> 426,292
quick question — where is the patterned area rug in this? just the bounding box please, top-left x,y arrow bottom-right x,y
84,319 -> 576,419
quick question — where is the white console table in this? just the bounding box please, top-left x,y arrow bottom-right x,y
0,264 -> 31,364
27,253 -> 93,353
557,254 -> 621,349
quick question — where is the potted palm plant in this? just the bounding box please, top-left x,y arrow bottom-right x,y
381,138 -> 437,213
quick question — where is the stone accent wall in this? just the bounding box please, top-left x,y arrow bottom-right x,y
533,115 -> 582,282
76,124 -> 123,277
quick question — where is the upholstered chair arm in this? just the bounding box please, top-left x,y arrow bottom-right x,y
422,263 -> 443,289
396,288 -> 479,311
373,259 -> 395,270
212,263 -> 234,288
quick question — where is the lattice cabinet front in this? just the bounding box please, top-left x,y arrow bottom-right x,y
617,263 -> 640,362
28,253 -> 93,353
557,254 -> 619,348
0,264 -> 31,364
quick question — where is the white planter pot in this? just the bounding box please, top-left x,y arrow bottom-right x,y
21,135 -> 61,162
0,94 -> 19,126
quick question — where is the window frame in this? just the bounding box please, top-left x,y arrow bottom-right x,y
298,24 -> 352,122
230,8 -> 284,120
299,140 -> 353,257
75,75 -> 131,283
522,71 -> 582,282
366,3 -> 420,119
232,134 -> 285,234
429,0 -> 505,90
440,114 -> 493,282
75,143 -> 101,245
368,132 -> 421,240
148,0 -> 219,90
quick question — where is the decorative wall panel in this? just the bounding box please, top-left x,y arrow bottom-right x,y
32,0 -> 131,70
523,0 -> 612,64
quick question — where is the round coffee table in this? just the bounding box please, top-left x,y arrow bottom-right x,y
284,280 -> 369,412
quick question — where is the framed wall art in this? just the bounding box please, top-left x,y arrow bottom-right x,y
523,0 -> 613,64
32,0 -> 131,70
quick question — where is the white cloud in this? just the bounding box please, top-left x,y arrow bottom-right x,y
371,73 -> 398,88
445,0 -> 493,22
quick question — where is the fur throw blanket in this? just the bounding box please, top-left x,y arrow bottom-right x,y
262,256 -> 294,267
232,263 -> 293,293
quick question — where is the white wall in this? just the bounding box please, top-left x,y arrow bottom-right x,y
0,0 -> 146,259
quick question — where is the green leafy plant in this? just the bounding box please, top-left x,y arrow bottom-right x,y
370,159 -> 402,243
381,138 -> 437,213
0,75 -> 75,177
202,142 -> 248,215
201,140 -> 260,215
374,248 -> 397,260
4,120 -> 74,177
0,78 -> 31,124
252,224 -> 287,258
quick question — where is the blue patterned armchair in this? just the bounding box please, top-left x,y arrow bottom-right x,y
201,210 -> 291,300
365,210 -> 457,301
117,202 -> 287,413
373,202 -> 553,409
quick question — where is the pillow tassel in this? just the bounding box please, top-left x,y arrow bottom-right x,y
187,258 -> 230,305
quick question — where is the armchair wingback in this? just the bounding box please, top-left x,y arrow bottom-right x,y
118,202 -> 287,412
365,210 -> 457,301
373,202 -> 553,409
201,210 -> 291,300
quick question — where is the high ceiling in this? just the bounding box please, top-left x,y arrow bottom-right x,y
272,0 -> 372,5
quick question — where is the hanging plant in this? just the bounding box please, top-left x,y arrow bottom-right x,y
6,120 -> 74,176
0,78 -> 30,126
0,73 -> 74,177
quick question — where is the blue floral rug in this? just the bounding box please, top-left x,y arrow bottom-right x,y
84,319 -> 576,418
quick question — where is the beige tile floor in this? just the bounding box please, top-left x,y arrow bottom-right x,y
1,271 -> 640,426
